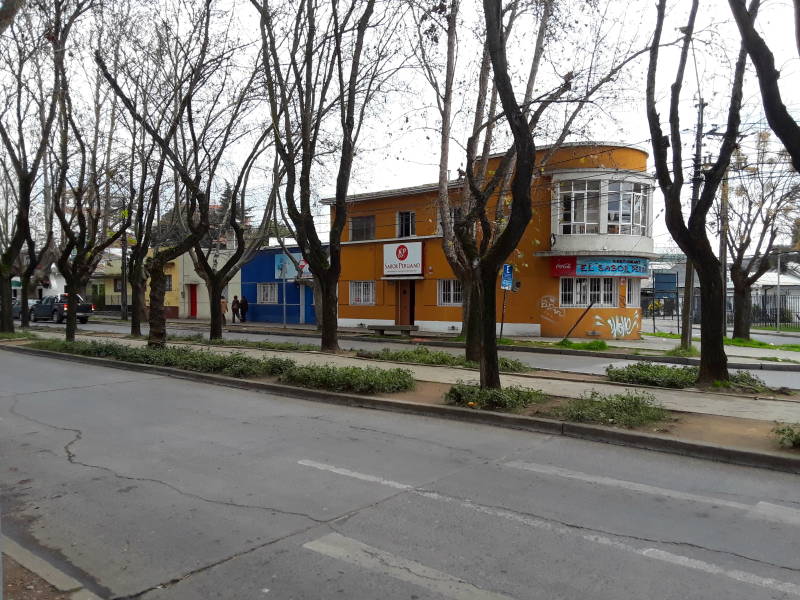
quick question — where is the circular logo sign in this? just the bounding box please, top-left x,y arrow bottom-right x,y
297,259 -> 307,270
396,245 -> 409,261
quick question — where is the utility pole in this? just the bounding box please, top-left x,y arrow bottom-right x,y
681,98 -> 706,351
120,232 -> 129,320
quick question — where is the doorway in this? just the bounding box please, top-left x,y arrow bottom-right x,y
188,284 -> 198,318
396,280 -> 415,326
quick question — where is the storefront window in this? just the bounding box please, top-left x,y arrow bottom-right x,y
350,281 -> 375,305
626,278 -> 641,307
437,279 -> 463,306
558,180 -> 600,234
560,277 -> 617,307
257,283 -> 278,304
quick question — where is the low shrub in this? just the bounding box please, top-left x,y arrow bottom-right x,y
554,390 -> 669,428
606,362 -> 698,388
168,334 -> 318,352
772,423 -> 800,448
279,364 -> 414,394
445,382 -> 547,412
713,371 -> 771,393
29,339 -> 295,379
357,345 -> 531,373
555,339 -> 609,351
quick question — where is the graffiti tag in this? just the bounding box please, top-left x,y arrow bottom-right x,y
594,311 -> 640,338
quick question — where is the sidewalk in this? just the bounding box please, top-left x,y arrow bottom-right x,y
32,330 -> 800,424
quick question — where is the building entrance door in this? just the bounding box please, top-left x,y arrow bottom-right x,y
188,284 -> 198,318
396,280 -> 415,326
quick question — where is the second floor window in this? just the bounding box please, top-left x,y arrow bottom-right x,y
398,211 -> 415,237
164,274 -> 173,292
351,216 -> 375,241
608,182 -> 648,235
559,180 -> 600,234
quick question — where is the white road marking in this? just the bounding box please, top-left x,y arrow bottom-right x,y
298,459 -> 800,596
505,460 -> 800,526
303,533 -> 516,600
297,459 -> 412,490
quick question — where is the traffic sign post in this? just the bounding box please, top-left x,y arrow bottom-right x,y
499,264 -> 514,341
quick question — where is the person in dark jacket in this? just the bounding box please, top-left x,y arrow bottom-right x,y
231,296 -> 240,323
239,296 -> 249,323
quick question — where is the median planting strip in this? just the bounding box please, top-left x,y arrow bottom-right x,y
1,338 -> 798,474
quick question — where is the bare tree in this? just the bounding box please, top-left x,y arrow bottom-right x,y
96,0 -> 216,347
728,0 -> 800,172
0,0 -> 87,332
251,0 -> 403,352
0,0 -> 25,35
723,134 -> 800,338
646,0 -> 749,384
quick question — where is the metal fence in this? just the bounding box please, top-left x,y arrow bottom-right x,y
749,293 -> 800,328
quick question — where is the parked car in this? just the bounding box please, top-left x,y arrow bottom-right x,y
30,294 -> 94,324
11,298 -> 38,319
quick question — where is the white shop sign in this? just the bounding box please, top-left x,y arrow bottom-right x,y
383,242 -> 422,275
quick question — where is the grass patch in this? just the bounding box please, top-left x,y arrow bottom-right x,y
772,423 -> 800,448
551,390 -> 669,428
606,362 -> 698,388
644,331 -> 681,339
724,337 -> 800,353
664,344 -> 700,357
279,364 -> 414,394
356,345 -> 531,373
0,330 -> 37,340
29,339 -> 294,378
759,356 -> 800,364
753,325 -> 800,333
167,334 -> 318,352
555,338 -> 609,351
445,382 -> 547,412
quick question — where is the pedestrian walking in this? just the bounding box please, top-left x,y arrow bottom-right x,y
240,296 -> 249,323
220,295 -> 228,326
231,295 -> 240,323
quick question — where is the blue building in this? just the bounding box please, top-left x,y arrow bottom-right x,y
240,247 -> 317,325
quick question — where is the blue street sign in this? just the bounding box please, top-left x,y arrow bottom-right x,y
501,264 -> 513,291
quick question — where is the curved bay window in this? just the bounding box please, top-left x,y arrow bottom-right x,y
556,178 -> 650,236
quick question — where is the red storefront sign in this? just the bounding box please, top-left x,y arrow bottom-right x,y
550,256 -> 577,277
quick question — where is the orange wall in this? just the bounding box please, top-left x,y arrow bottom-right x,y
337,144 -> 648,339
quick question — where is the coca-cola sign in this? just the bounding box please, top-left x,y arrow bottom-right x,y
384,242 -> 422,275
550,256 -> 577,277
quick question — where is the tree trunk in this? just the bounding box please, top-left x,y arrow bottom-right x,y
462,279 -> 481,362
20,274 -> 32,328
732,283 -> 752,339
130,275 -> 146,337
478,267 -> 501,388
147,265 -> 168,348
695,264 -> 729,385
0,272 -> 13,333
318,275 -> 339,353
64,277 -> 78,342
207,278 -> 223,341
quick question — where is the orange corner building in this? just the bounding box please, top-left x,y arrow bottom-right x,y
325,142 -> 655,340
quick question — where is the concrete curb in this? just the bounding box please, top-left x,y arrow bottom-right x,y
1,536 -> 103,599
3,344 -> 798,475
92,318 -> 800,373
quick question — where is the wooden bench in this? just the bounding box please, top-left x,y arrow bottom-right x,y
367,324 -> 419,337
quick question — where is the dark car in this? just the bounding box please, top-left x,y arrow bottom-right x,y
30,294 -> 94,324
11,298 -> 38,320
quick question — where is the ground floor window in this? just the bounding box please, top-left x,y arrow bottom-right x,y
560,277 -> 617,307
257,282 -> 279,304
349,281 -> 375,305
164,274 -> 173,291
626,277 -> 641,307
437,279 -> 463,306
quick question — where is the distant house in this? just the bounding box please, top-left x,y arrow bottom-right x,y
240,246 -> 317,325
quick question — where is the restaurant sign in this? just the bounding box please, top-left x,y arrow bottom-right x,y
551,256 -> 649,277
384,242 -> 422,275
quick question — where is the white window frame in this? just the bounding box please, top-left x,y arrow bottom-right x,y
626,278 -> 641,307
557,180 -> 601,234
257,282 -> 279,304
607,181 -> 649,235
349,280 -> 375,305
397,210 -> 416,238
437,279 -> 463,306
560,277 -> 618,307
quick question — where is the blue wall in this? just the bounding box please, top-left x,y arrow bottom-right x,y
240,247 -> 317,325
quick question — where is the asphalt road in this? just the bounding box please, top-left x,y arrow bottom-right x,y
28,320 -> 800,389
1,351 -> 799,599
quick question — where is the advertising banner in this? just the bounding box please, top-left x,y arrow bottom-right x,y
383,242 -> 422,275
550,256 -> 649,277
275,252 -> 312,279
